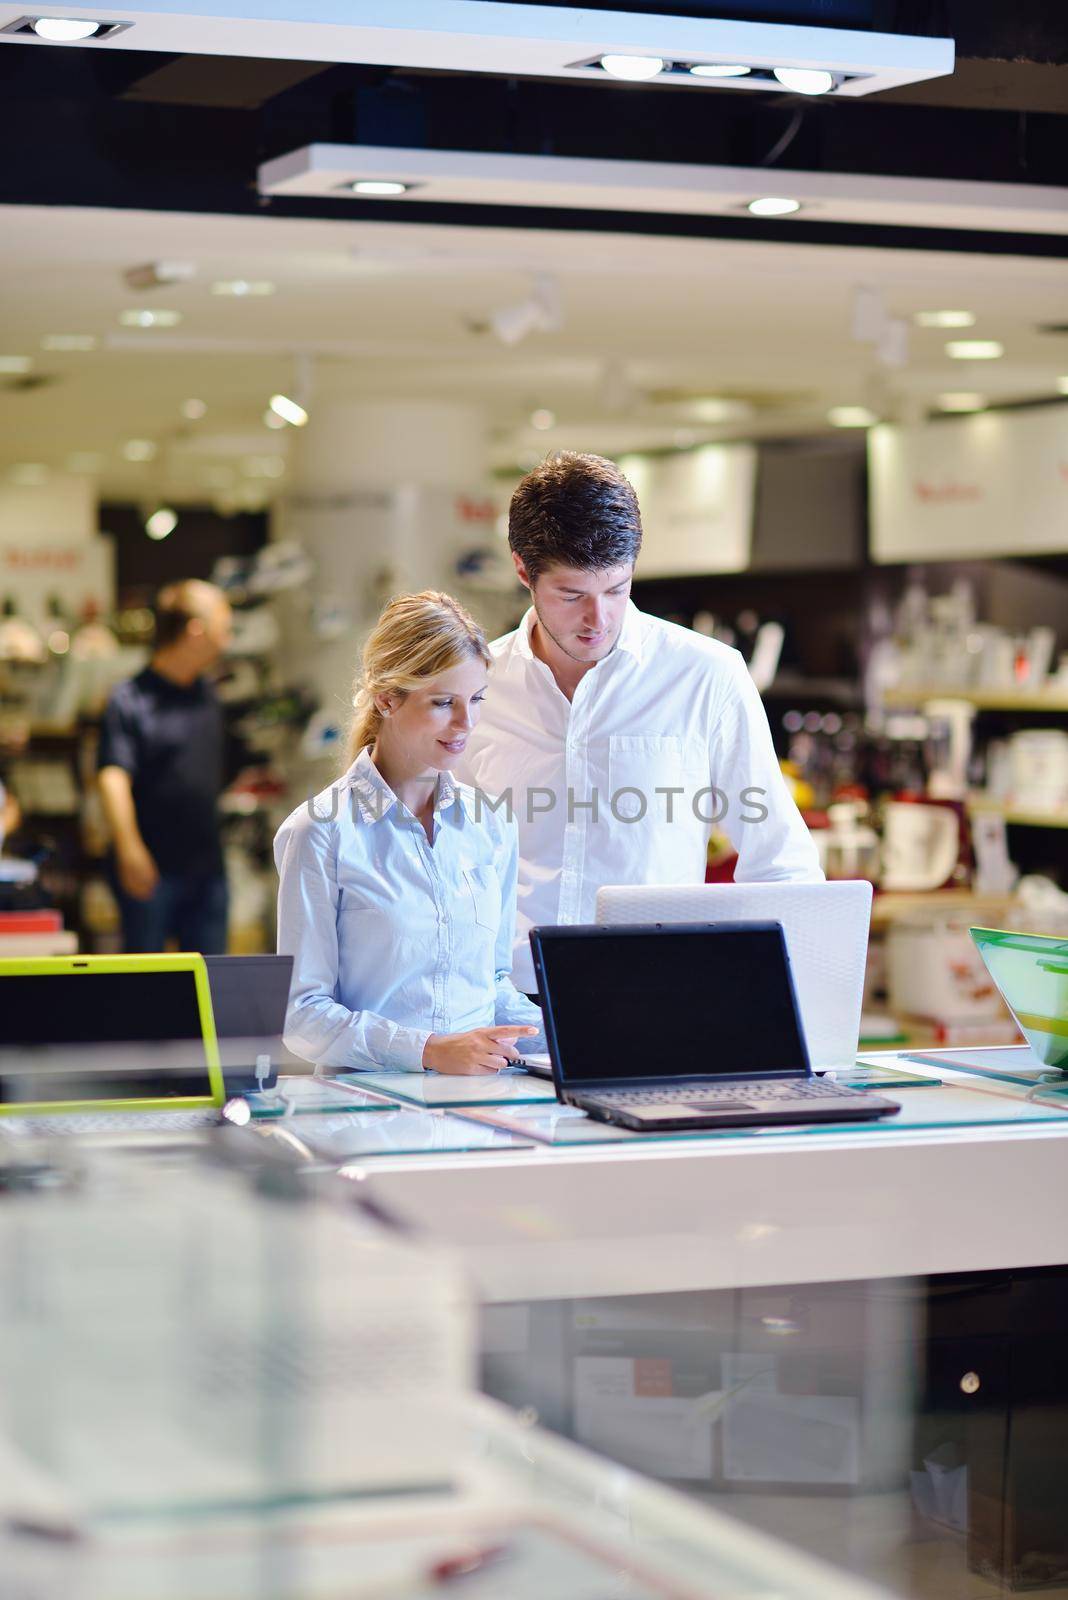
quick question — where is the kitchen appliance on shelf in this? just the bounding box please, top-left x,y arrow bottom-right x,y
881,797 -> 968,892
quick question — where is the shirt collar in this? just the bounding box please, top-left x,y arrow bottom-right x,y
344,747 -> 461,824
515,599 -> 645,666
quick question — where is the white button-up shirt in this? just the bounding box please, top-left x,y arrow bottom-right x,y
457,602 -> 823,992
274,749 -> 542,1071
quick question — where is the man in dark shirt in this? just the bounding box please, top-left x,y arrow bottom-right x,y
98,579 -> 233,953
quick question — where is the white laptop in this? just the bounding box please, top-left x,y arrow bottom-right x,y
595,881 -> 873,1073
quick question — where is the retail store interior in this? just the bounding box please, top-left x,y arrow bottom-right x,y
3,206 -> 1066,1045
2,7 -> 1068,1600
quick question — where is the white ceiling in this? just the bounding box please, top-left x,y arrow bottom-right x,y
1,203 -> 1065,508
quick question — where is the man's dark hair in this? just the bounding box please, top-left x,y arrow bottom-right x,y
508,452 -> 642,581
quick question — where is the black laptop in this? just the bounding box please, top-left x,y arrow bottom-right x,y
204,954 -> 293,1093
529,922 -> 900,1131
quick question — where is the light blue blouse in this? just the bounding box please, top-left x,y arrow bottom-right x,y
274,748 -> 543,1072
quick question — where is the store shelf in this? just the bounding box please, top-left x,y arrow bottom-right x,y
881,686 -> 1068,712
966,798 -> 1068,829
870,889 -> 1013,928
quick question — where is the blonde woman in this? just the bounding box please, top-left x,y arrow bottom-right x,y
274,591 -> 542,1075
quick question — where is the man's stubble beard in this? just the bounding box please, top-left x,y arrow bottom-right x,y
531,601 -> 622,667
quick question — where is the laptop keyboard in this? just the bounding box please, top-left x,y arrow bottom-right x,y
596,1079 -> 855,1105
0,1109 -> 222,1138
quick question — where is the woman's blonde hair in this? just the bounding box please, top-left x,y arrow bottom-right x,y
345,590 -> 491,766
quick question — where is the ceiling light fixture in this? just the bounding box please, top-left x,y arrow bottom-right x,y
349,180 -> 411,197
181,398 -> 207,420
123,439 -> 157,462
0,355 -> 32,374
828,406 -> 878,428
9,463 -> 49,486
915,310 -> 975,328
5,13 -> 133,41
689,62 -> 750,78
33,15 -> 98,38
489,274 -> 563,347
211,279 -> 275,296
145,507 -> 178,541
530,408 -> 555,431
42,334 -> 97,351
268,393 -> 308,427
599,53 -> 665,81
773,66 -> 835,94
119,309 -> 182,328
747,196 -> 801,217
946,339 -> 1003,360
124,260 -> 195,290
938,392 -> 985,412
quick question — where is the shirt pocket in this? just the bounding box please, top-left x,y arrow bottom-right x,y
608,734 -> 696,822
463,864 -> 501,932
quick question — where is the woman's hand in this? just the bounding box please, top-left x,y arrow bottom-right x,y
422,1025 -> 540,1076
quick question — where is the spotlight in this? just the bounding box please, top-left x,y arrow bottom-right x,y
31,16 -> 103,39
828,406 -> 877,428
938,393 -> 985,412
119,309 -> 182,328
599,54 -> 665,81
773,66 -> 835,94
530,408 -> 555,431
946,340 -> 1003,360
914,310 -> 975,328
268,393 -> 308,427
124,261 -> 195,291
689,63 -> 750,78
145,507 -> 178,541
181,398 -> 207,420
349,180 -> 411,197
747,196 -> 801,218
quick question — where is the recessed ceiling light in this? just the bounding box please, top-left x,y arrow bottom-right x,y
268,393 -> 308,427
31,16 -> 102,40
689,62 -> 750,78
747,196 -> 801,218
828,406 -> 878,428
119,309 -> 182,328
0,355 -> 32,374
689,397 -> 746,423
1057,376 -> 1068,395
349,180 -> 411,197
122,439 -> 157,462
181,397 -> 207,420
124,260 -> 195,290
530,408 -> 555,431
42,333 -> 97,351
9,463 -> 49,486
937,392 -> 985,412
145,507 -> 178,541
914,310 -> 975,328
946,340 -> 1003,360
599,53 -> 665,81
773,66 -> 835,95
211,279 -> 275,296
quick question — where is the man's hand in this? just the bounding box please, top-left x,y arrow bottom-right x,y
422,1025 -> 540,1076
117,840 -> 160,901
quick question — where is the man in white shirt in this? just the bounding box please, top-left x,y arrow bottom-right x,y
457,451 -> 822,994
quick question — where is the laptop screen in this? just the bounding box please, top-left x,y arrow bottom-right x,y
532,923 -> 810,1084
0,970 -> 213,1105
